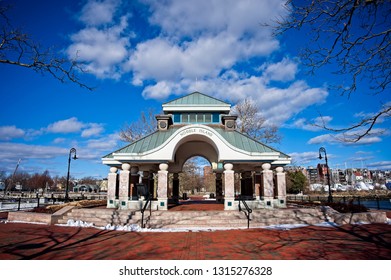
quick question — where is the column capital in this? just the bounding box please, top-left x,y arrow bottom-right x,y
275,166 -> 284,174
109,167 -> 118,173
262,163 -> 271,171
224,163 -> 233,171
121,163 -> 131,171
159,163 -> 169,171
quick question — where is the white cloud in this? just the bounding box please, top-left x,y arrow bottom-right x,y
308,132 -> 383,146
87,137 -> 118,151
290,116 -> 333,131
67,0 -> 331,128
79,0 -> 121,26
127,31 -> 279,86
45,117 -> 105,138
142,72 -> 328,125
81,123 -> 105,138
46,117 -> 84,134
307,134 -> 335,145
366,161 -> 391,169
261,58 -> 298,82
69,0 -> 286,83
68,16 -> 131,79
289,151 -> 320,165
53,138 -> 66,144
145,0 -> 286,37
0,142 -> 68,160
0,126 -> 25,140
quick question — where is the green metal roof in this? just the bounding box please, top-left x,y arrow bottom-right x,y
103,130 -> 177,158
213,127 -> 282,154
163,92 -> 230,106
103,126 -> 289,159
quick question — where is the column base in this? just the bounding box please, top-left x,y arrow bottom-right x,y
119,199 -> 128,209
107,198 -> 118,208
276,196 -> 287,208
224,198 -> 235,210
261,197 -> 274,208
157,198 -> 168,210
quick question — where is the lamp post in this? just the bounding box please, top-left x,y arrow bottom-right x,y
65,148 -> 77,202
319,147 -> 333,203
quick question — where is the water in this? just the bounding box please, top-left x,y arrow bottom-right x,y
353,199 -> 391,210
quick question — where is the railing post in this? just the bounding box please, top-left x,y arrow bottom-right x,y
18,197 -> 21,211
36,193 -> 40,208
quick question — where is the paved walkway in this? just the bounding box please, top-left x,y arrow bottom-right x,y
0,221 -> 390,260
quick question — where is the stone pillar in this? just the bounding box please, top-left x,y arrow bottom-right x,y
107,167 -> 118,208
130,166 -> 139,200
149,172 -> 156,199
254,172 -> 261,200
119,163 -> 130,208
261,163 -> 274,208
157,163 -> 168,210
240,171 -> 253,199
224,163 -> 235,210
215,173 -> 223,202
275,167 -> 287,207
172,173 -> 179,204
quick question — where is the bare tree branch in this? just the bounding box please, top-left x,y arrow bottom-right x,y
232,98 -> 282,144
119,108 -> 158,142
0,2 -> 93,90
273,0 -> 391,142
316,103 -> 391,142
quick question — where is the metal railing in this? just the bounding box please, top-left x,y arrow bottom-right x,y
140,193 -> 152,228
238,196 -> 252,229
287,194 -> 391,210
0,192 -> 107,212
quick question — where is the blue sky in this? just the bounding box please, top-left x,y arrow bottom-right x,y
0,0 -> 390,179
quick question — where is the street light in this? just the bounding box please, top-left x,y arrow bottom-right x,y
319,147 -> 333,203
65,148 -> 78,202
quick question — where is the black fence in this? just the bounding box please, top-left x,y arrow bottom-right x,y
287,195 -> 391,210
0,192 -> 107,211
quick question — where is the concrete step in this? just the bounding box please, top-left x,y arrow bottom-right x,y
55,207 -> 331,229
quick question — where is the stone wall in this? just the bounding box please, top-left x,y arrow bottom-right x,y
7,206 -> 74,225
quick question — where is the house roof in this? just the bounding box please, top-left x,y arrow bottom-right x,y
162,92 -> 231,113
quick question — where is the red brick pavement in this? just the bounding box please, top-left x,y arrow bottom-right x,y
0,222 -> 390,260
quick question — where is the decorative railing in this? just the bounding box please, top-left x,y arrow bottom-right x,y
140,193 -> 152,228
238,196 -> 252,229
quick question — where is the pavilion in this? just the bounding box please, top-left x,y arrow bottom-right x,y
102,92 -> 291,210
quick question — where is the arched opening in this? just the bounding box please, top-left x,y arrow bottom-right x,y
168,156 -> 223,210
180,156 -> 213,197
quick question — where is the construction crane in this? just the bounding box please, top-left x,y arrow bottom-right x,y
4,159 -> 21,193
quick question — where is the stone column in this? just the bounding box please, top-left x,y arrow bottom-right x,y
149,172 -> 156,199
130,166 -> 139,200
172,173 -> 179,204
107,167 -> 118,208
215,173 -> 223,202
224,163 -> 235,210
157,163 -> 168,210
275,167 -> 287,207
119,163 -> 130,208
261,163 -> 274,208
